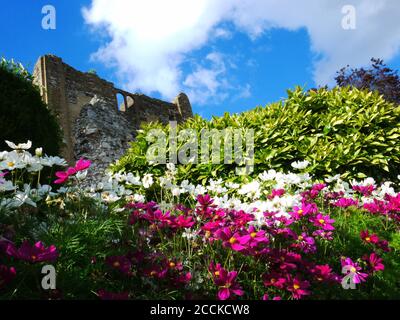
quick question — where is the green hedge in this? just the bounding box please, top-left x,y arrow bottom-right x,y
0,58 -> 62,155
112,87 -> 400,183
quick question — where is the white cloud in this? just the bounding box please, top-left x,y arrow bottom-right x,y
83,0 -> 400,104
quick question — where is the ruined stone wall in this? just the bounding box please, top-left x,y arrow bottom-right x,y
33,54 -> 193,166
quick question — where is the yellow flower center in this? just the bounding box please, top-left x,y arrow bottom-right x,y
214,271 -> 220,276
113,261 -> 120,268
271,278 -> 276,283
365,237 -> 371,242
169,262 -> 176,268
298,236 -> 304,241
350,267 -> 357,273
229,237 -> 236,244
250,232 -> 257,238
150,271 -> 157,276
7,161 -> 15,168
293,284 -> 300,290
318,219 -> 325,224
31,255 -> 37,261
297,209 -> 304,215
205,231 -> 211,238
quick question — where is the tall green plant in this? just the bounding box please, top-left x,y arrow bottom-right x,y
113,87 -> 400,183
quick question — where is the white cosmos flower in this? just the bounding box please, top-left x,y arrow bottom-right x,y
142,174 -> 154,189
0,180 -> 15,192
291,160 -> 310,170
76,170 -> 88,180
125,173 -> 141,186
133,193 -> 145,203
41,156 -> 67,167
35,148 -> 43,157
0,152 -> 25,171
238,180 -> 261,199
25,156 -> 43,173
259,169 -> 277,182
5,140 -> 32,150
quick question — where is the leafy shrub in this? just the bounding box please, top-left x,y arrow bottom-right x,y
113,87 -> 400,183
0,58 -> 62,155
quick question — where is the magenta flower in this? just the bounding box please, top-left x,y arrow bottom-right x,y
286,276 -> 311,300
311,264 -> 338,283
237,226 -> 269,248
214,227 -> 246,251
97,289 -> 129,300
341,257 -> 368,284
263,273 -> 287,289
291,232 -> 316,253
54,171 -> 69,184
105,255 -> 133,276
0,265 -> 16,289
171,215 -> 195,229
74,158 -> 91,172
353,184 -> 375,196
364,253 -> 385,273
6,241 -> 58,263
290,203 -> 316,220
209,263 -> 244,300
310,214 -> 335,231
333,198 -> 358,208
360,230 -> 379,244
53,159 -> 90,184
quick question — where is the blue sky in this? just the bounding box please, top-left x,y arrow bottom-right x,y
1,0 -> 400,119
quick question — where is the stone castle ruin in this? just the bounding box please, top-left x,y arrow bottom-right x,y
33,55 -> 193,181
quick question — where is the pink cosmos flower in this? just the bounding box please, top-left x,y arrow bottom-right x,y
353,185 -> 375,196
97,289 -> 129,300
268,189 -> 285,199
6,241 -> 58,263
312,229 -> 333,241
54,171 -> 70,184
105,256 -> 133,276
333,198 -> 359,208
363,252 -> 385,273
74,158 -> 91,172
237,226 -> 269,249
286,275 -> 311,300
360,230 -> 379,244
263,272 -> 287,289
0,265 -> 16,289
171,215 -> 195,229
53,159 -> 91,184
209,263 -> 244,300
291,232 -> 316,253
340,257 -> 368,284
310,214 -> 335,231
311,264 -> 338,283
214,227 -> 246,252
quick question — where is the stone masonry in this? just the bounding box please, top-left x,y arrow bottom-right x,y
33,55 -> 193,179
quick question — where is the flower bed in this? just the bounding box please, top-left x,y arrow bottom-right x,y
0,142 -> 399,299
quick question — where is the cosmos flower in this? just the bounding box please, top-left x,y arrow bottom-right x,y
363,252 -> 384,273
286,275 -> 311,300
5,140 -> 32,150
5,241 -> 58,263
310,214 -> 335,231
340,257 -> 368,284
0,265 -> 16,289
209,263 -> 244,300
